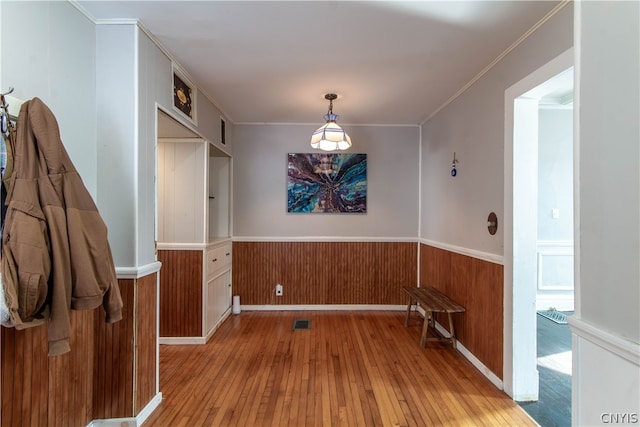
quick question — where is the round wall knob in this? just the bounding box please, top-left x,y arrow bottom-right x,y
487,212 -> 498,235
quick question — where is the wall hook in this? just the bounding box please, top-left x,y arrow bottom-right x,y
1,87 -> 15,136
451,152 -> 458,177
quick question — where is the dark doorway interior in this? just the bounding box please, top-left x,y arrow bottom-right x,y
519,313 -> 573,427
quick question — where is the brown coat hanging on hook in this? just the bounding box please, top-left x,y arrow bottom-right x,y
0,97 -> 123,356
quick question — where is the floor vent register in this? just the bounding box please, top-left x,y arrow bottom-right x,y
537,309 -> 568,324
292,319 -> 311,330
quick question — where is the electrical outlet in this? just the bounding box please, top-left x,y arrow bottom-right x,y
275,284 -> 283,296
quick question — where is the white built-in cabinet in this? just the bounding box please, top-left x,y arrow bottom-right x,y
157,134 -> 232,344
205,244 -> 232,333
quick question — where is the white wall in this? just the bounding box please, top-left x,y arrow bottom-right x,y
0,1 -> 97,194
233,124 -> 419,238
96,23 -> 232,268
575,0 -> 639,345
138,28 -> 173,266
420,4 -> 574,258
96,24 -> 138,267
537,107 -> 574,311
538,107 -> 573,241
571,1 -> 640,424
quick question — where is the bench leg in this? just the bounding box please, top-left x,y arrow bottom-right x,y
404,296 -> 414,327
447,312 -> 457,350
420,310 -> 432,347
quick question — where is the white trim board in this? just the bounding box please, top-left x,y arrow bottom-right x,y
412,306 -> 503,390
433,321 -> 503,390
503,47 -> 574,400
116,261 -> 162,279
419,239 -> 504,265
233,236 -> 418,243
159,336 -> 207,345
241,304 -> 407,311
86,392 -> 162,427
160,309 -> 232,345
568,317 -> 640,366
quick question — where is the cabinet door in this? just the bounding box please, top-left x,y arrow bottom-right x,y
206,277 -> 217,333
206,271 -> 232,334
214,271 -> 232,321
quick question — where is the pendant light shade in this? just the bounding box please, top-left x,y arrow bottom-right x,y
310,94 -> 352,151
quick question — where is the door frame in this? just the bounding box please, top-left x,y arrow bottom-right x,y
503,47 -> 573,400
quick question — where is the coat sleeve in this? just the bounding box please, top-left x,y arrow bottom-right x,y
45,209 -> 73,356
102,247 -> 123,323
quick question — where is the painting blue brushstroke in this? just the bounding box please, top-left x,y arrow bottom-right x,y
287,153 -> 367,213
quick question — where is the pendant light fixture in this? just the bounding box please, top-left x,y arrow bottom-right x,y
310,93 -> 352,151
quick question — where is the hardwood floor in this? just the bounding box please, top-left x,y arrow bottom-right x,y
143,311 -> 536,426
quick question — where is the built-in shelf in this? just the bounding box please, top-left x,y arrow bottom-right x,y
157,111 -> 232,344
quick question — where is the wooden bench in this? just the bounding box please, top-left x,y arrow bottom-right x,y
402,286 -> 465,349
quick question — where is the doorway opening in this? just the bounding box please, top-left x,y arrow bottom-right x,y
504,48 -> 574,426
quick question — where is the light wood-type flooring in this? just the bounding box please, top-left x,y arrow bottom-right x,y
143,311 -> 537,426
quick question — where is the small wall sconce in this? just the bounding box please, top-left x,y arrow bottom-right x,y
487,212 -> 498,235
451,152 -> 458,177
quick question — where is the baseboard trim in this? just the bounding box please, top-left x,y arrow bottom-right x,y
241,304 -> 407,311
414,306 -> 504,390
568,316 -> 640,366
433,320 -> 503,389
159,336 -> 206,345
136,393 -> 163,426
86,416 -> 136,427
204,308 -> 232,341
86,392 -> 162,427
160,309 -> 232,345
232,236 -> 418,243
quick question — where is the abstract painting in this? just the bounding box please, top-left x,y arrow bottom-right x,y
287,153 -> 367,213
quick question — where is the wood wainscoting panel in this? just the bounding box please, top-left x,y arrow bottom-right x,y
158,250 -> 203,337
2,275 -> 157,425
93,278 -> 135,419
1,310 -> 97,426
135,273 -> 158,414
233,241 -> 417,305
420,244 -> 503,378
1,324 -> 49,426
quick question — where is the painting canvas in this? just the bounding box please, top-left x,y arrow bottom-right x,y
287,153 -> 367,213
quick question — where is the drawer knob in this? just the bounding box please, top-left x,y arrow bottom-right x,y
212,258 -> 218,262
225,252 -> 230,256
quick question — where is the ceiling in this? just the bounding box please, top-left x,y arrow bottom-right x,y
77,1 -> 562,126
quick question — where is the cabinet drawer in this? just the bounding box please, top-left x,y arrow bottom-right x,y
206,243 -> 232,278
219,244 -> 232,269
206,247 -> 221,279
